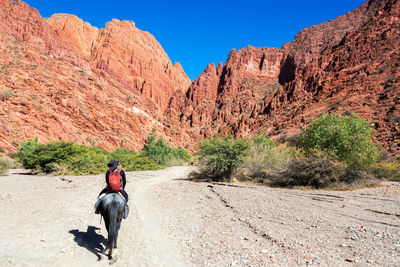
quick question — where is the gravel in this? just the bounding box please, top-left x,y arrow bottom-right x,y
149,170 -> 400,266
0,166 -> 399,266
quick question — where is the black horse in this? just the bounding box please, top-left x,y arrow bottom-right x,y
96,193 -> 125,257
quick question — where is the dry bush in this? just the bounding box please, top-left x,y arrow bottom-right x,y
370,160 -> 400,181
188,161 -> 218,182
0,157 -> 12,175
52,162 -> 71,176
267,151 -> 378,188
233,144 -> 294,182
6,152 -> 18,159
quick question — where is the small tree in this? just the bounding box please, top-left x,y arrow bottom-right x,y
18,137 -> 40,160
141,136 -> 173,165
170,147 -> 191,163
298,113 -> 379,169
197,136 -> 250,181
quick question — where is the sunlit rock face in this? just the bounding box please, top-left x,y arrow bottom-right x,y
0,0 -> 190,152
166,0 -> 400,154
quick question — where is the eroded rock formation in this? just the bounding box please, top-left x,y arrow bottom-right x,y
166,0 -> 400,154
0,0 -> 189,152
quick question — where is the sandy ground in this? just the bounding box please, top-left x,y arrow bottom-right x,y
0,166 -> 399,266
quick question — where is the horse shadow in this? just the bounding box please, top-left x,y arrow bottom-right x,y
69,226 -> 107,261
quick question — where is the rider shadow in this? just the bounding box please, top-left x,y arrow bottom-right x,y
69,226 -> 107,261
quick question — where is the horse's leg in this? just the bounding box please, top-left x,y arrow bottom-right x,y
104,214 -> 110,233
113,230 -> 119,249
107,248 -> 113,257
103,213 -> 112,255
113,211 -> 123,248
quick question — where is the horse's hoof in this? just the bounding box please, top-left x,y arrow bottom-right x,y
108,248 -> 118,263
107,248 -> 113,257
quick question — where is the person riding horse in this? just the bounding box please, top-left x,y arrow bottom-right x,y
95,159 -> 129,219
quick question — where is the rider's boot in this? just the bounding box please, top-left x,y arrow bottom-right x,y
123,204 -> 129,219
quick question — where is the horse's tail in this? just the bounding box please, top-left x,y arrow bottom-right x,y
108,197 -> 123,249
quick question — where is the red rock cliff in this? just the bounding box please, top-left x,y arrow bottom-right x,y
167,0 -> 400,154
0,0 -> 190,152
45,14 -> 191,111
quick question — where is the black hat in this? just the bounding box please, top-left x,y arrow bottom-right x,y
107,159 -> 119,170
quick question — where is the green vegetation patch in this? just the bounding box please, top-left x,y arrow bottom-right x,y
298,113 -> 379,170
141,136 -> 191,166
195,135 -> 250,181
191,114 -> 394,189
16,138 -> 182,175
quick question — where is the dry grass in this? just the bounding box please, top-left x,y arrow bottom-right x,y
234,148 -> 380,189
233,144 -> 295,182
370,160 -> 400,182
0,157 -> 14,175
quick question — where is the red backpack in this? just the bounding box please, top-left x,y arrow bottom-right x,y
109,169 -> 122,191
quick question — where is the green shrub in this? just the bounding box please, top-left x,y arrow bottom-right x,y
1,90 -> 14,101
196,136 -> 250,181
21,141 -> 111,174
170,147 -> 191,165
252,135 -> 275,149
59,151 -> 110,175
111,148 -> 137,169
141,136 -> 173,165
141,136 -> 191,166
109,147 -> 161,171
19,140 -> 164,175
52,153 -> 161,174
18,137 -> 40,160
111,148 -> 137,158
123,155 -> 162,171
298,113 -> 379,169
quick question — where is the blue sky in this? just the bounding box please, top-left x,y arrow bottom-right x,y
24,0 -> 365,80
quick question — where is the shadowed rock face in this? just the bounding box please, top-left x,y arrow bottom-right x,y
0,0 -> 189,152
166,0 -> 400,154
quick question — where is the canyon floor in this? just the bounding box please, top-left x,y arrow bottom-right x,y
0,166 -> 399,266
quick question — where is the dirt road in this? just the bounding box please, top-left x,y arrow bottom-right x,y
0,166 -> 399,266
